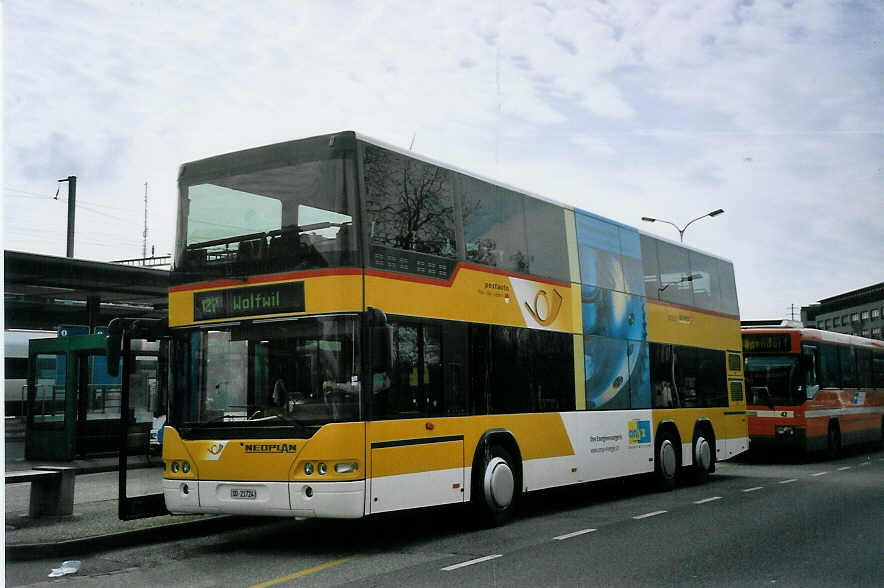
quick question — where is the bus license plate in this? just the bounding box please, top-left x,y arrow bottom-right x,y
230,488 -> 257,499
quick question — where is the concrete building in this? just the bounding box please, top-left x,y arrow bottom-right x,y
801,282 -> 884,340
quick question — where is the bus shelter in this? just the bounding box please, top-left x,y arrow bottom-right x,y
26,334 -> 163,461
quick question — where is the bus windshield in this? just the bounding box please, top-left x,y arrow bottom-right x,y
744,355 -> 802,407
169,316 -> 360,437
177,156 -> 356,276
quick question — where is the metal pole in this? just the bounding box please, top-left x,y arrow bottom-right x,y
86,296 -> 100,333
118,327 -> 131,520
60,176 -> 77,258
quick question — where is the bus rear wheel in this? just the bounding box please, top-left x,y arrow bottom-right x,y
690,432 -> 715,484
654,432 -> 679,491
473,444 -> 519,526
826,422 -> 841,459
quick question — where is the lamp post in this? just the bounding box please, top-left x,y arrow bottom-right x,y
641,209 -> 724,243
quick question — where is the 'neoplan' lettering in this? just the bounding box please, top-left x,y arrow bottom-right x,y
244,443 -> 297,454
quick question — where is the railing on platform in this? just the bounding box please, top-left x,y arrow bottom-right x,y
111,255 -> 171,268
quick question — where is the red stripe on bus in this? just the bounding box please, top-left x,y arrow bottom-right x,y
169,267 -> 363,293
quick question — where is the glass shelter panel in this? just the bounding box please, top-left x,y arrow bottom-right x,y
32,353 -> 66,424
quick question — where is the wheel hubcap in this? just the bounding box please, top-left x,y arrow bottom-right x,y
695,437 -> 711,471
660,440 -> 677,479
484,457 -> 514,509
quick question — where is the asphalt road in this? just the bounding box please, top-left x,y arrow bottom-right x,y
6,447 -> 883,587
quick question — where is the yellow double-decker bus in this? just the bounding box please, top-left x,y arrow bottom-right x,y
160,131 -> 746,524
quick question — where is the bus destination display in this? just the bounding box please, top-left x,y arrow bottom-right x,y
742,333 -> 793,354
193,282 -> 305,320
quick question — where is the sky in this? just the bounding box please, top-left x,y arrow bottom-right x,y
3,0 -> 882,320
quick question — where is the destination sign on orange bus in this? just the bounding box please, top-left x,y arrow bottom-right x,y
742,333 -> 793,354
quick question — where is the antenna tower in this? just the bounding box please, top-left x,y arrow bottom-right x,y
142,181 -> 148,260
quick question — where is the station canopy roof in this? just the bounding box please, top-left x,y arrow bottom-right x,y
4,250 -> 169,331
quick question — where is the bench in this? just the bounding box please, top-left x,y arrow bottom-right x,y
5,466 -> 76,517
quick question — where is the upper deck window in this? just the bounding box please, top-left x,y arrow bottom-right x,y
640,233 -> 738,316
364,145 -> 457,279
177,152 -> 357,280
363,143 -> 570,282
461,179 -> 529,275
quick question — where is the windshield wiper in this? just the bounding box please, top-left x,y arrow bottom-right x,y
246,410 -> 311,432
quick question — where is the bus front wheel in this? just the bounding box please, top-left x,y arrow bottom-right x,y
473,444 -> 519,526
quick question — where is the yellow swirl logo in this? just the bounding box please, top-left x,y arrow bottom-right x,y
209,443 -> 224,455
524,289 -> 563,326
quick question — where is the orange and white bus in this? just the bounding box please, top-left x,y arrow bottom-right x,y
157,131 -> 747,524
742,326 -> 884,455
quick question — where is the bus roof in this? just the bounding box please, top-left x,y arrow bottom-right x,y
180,130 -> 736,265
741,326 -> 884,350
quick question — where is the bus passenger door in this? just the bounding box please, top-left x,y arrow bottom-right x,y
367,322 -> 465,513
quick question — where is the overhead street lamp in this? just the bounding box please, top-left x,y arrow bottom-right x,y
641,209 -> 724,243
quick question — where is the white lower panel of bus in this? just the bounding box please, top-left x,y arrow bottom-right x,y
289,480 -> 365,518
163,479 -> 365,518
716,436 -> 749,461
369,468 -> 465,514
546,411 -> 655,488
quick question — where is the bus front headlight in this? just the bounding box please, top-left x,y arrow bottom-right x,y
335,462 -> 358,474
304,462 -> 314,475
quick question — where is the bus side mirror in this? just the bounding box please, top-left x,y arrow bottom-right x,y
372,325 -> 394,372
106,319 -> 124,377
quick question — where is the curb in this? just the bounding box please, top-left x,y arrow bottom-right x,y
5,516 -> 269,561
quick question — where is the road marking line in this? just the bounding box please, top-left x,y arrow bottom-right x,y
810,471 -> 828,477
553,528 -> 597,541
633,510 -> 667,519
778,478 -> 797,484
837,466 -> 851,471
250,557 -> 352,588
694,496 -> 722,504
742,486 -> 763,493
442,554 -> 503,571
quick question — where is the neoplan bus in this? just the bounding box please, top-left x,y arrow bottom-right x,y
159,131 -> 747,524
742,326 -> 884,456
